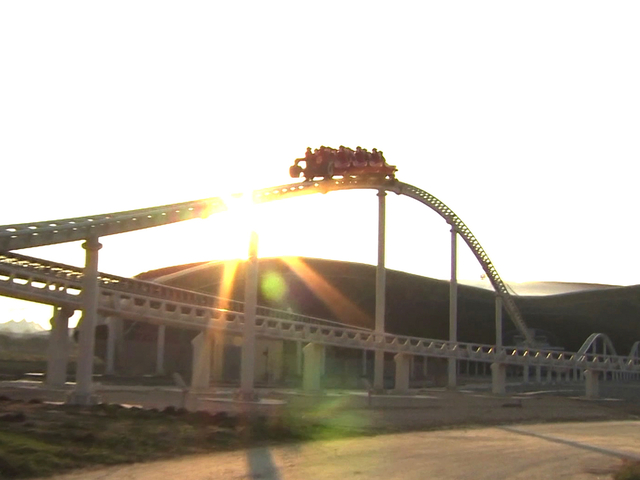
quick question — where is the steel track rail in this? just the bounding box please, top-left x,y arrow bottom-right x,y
0,177 -> 530,341
0,258 -> 637,372
0,252 -> 369,331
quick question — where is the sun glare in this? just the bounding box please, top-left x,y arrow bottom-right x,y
281,256 -> 372,328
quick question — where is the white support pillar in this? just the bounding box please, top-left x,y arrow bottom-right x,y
394,353 -> 411,393
46,306 -> 73,387
155,325 -> 166,376
495,295 -> 503,350
448,226 -> 458,389
239,231 -> 259,399
303,343 -> 324,392
362,350 -> 367,376
212,333 -> 225,382
374,190 -> 387,391
69,236 -> 102,405
584,369 -> 600,398
191,332 -> 212,390
410,354 -> 415,380
296,341 -> 303,376
491,362 -> 506,395
546,368 -> 553,384
105,316 -> 116,375
268,341 -> 284,383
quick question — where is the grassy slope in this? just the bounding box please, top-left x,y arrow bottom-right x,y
0,397 -> 361,479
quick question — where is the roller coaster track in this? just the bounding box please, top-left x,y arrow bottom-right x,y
0,252 -> 367,331
0,177 -> 533,343
0,253 -> 638,373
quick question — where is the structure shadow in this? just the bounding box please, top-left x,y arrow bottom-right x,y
246,446 -> 282,480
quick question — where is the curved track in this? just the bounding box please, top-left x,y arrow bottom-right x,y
0,178 -> 530,342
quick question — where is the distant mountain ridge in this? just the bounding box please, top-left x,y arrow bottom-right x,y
0,320 -> 46,335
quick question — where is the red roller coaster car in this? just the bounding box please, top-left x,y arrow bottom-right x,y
289,146 -> 397,182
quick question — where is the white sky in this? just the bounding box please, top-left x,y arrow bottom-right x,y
1,1 -> 639,327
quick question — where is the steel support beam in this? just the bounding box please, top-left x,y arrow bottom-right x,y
105,316 -> 116,375
495,295 -> 503,349
448,226 -> 458,388
46,306 -> 73,387
68,236 -> 101,405
374,190 -> 387,391
239,231 -> 259,399
156,325 -> 166,376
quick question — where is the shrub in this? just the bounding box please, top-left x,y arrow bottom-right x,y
615,461 -> 640,480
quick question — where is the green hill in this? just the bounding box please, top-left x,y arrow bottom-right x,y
137,257 -> 640,355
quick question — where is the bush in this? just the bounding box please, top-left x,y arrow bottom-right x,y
615,461 -> 640,480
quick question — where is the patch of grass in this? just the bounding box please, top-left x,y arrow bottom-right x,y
614,461 -> 640,480
0,399 -> 366,479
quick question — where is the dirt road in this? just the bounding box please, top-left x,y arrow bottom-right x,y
44,420 -> 640,480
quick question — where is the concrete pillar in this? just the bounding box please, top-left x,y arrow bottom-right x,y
495,295 -> 503,349
212,333 -> 225,382
491,362 -> 506,395
410,355 -> 416,380
296,341 -> 303,376
573,367 -> 580,382
321,345 -> 327,376
105,317 -> 116,375
536,365 -> 542,383
394,353 -> 411,393
423,356 -> 428,378
523,365 -> 530,384
303,343 -> 324,392
265,340 -> 284,383
448,226 -> 458,389
46,306 -> 73,387
112,317 -> 124,371
191,331 -> 212,390
362,350 -> 367,376
155,325 -> 166,376
240,231 -> 259,399
69,236 -> 102,405
546,368 -> 553,384
374,190 -> 387,391
585,369 -> 600,398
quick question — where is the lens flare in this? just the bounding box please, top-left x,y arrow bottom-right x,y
281,256 -> 372,328
261,270 -> 288,303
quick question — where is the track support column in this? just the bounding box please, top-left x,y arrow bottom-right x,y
46,306 -> 73,387
495,295 -> 503,350
191,331 -> 212,390
239,230 -> 259,399
296,341 -> 303,376
212,333 -> 225,382
491,362 -> 506,395
105,316 -> 117,375
303,343 -> 324,392
448,226 -> 458,389
156,325 -> 166,376
394,353 -> 411,393
68,236 -> 102,405
374,189 -> 387,391
585,369 -> 600,398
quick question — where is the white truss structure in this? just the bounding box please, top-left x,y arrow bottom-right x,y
0,252 -> 638,374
